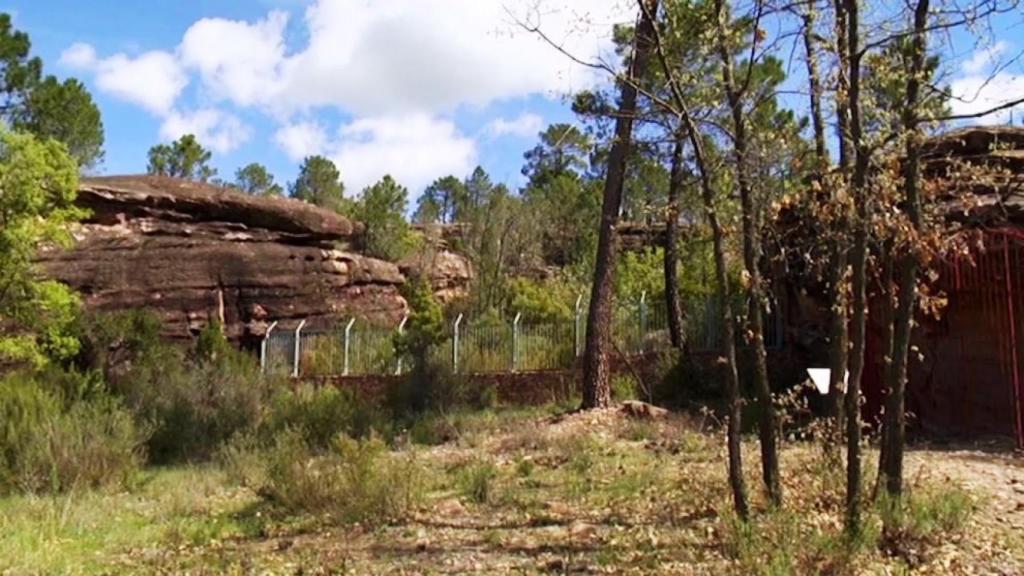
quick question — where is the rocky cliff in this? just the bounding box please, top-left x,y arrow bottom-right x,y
37,176 -> 408,341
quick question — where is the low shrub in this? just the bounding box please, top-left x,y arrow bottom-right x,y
15,396 -> 144,493
611,374 -> 638,401
878,485 -> 974,555
455,460 -> 498,504
144,352 -> 268,463
109,327 -> 270,464
0,373 -> 144,494
0,375 -> 61,489
263,384 -> 371,449
260,430 -> 422,525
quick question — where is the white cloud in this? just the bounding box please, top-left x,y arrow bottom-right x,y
61,45 -> 188,115
484,112 -> 544,138
962,41 -> 1008,75
180,11 -> 289,107
274,120 -> 328,160
174,0 -> 629,116
159,108 -> 252,153
59,42 -> 97,69
951,43 -> 1024,125
950,72 -> 1024,125
329,114 -> 477,194
60,0 -> 629,176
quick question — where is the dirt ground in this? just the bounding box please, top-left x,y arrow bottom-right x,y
113,407 -> 1023,575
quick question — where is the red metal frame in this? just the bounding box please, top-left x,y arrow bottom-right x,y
863,229 -> 1024,449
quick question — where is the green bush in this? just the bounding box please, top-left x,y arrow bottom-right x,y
0,373 -> 143,494
15,396 -> 144,493
263,384 -> 385,448
455,460 -> 498,504
103,323 -> 270,464
144,352 -> 267,463
261,430 -> 422,525
0,375 -> 61,488
611,374 -> 638,401
878,486 -> 974,546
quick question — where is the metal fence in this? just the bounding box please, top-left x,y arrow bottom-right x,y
261,293 -> 785,377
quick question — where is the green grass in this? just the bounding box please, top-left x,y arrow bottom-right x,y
0,467 -> 256,575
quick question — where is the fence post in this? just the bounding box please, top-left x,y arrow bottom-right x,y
343,318 -> 355,376
574,294 -> 583,357
512,312 -> 522,372
639,291 -> 648,353
260,320 -> 278,374
292,319 -> 307,378
395,314 -> 409,375
452,314 -> 464,374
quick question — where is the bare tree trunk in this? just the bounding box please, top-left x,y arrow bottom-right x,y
874,239 -> 895,499
882,0 -> 930,499
581,0 -> 659,409
640,0 -> 748,520
841,0 -> 868,534
806,0 -> 847,426
665,131 -> 687,350
714,0 -> 782,507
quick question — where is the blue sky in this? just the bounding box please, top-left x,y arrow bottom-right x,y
4,0 -> 633,196
4,0 -> 1024,202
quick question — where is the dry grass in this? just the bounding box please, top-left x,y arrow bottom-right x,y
1,404 -> 1021,575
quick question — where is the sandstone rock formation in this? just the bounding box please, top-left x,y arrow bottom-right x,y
37,176 -> 407,341
403,224 -> 474,303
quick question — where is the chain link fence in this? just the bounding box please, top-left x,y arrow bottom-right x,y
261,293 -> 785,377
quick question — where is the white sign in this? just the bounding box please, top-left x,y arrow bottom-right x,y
807,368 -> 848,395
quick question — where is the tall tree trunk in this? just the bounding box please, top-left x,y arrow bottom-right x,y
640,0 -> 748,519
882,0 -> 930,499
806,0 -> 847,426
581,0 -> 658,409
664,131 -> 687,350
693,131 -> 749,520
874,239 -> 895,499
714,0 -> 782,507
841,0 -> 868,534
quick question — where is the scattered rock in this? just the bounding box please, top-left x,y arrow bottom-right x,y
620,400 -> 669,420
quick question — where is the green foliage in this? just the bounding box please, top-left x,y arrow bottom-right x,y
83,312 -> 268,464
0,14 -> 104,168
455,459 -> 498,504
289,155 -> 345,211
348,174 -> 415,261
14,394 -> 143,494
264,384 -> 383,449
506,277 -> 573,323
146,134 -> 216,182
73,309 -> 163,380
395,277 -> 446,359
0,374 -> 59,487
0,372 -> 143,494
260,430 -> 422,525
0,129 -> 83,369
233,162 -> 283,196
616,248 -> 667,302
0,14 -> 41,113
191,320 -> 232,365
611,374 -> 638,401
522,173 -> 600,268
142,340 -> 267,464
877,487 -> 974,547
416,174 -> 465,223
521,123 -> 591,186
13,77 -> 104,169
